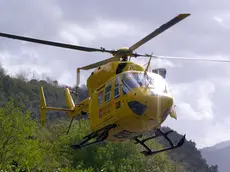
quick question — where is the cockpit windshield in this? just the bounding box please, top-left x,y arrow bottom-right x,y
122,71 -> 170,95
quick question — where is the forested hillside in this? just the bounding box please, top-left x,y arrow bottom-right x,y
0,65 -> 218,171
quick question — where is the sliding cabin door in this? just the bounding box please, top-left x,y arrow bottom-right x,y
96,75 -> 123,125
97,81 -> 114,123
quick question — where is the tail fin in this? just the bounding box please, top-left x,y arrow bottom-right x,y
65,87 -> 76,116
40,86 -> 47,126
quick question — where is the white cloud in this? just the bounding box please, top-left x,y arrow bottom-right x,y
201,121 -> 230,148
213,16 -> 223,23
213,13 -> 230,29
170,80 -> 215,120
177,102 -> 205,120
171,80 -> 215,121
58,19 -> 142,46
59,31 -> 81,45
59,23 -> 95,44
94,19 -> 139,38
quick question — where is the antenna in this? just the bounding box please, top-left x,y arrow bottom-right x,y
144,56 -> 153,75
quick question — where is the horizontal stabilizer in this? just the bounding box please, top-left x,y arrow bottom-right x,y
39,86 -> 74,126
39,86 -> 90,126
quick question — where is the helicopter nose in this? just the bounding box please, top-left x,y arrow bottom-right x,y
127,94 -> 173,117
150,90 -> 173,107
147,94 -> 174,118
159,95 -> 173,109
158,95 -> 174,121
159,95 -> 173,107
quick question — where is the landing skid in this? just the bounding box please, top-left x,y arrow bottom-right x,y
134,128 -> 185,156
71,124 -> 117,149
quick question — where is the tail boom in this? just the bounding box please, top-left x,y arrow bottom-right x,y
39,86 -> 89,126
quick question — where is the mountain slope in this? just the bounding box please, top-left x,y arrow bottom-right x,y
201,141 -> 230,172
202,140 -> 230,151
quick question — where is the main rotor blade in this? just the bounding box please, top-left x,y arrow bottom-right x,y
138,54 -> 230,63
129,13 -> 190,51
0,32 -> 115,53
80,56 -> 120,70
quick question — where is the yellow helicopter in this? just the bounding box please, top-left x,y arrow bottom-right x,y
1,13 -> 230,156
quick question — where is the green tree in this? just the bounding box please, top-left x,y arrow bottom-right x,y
0,99 -> 42,170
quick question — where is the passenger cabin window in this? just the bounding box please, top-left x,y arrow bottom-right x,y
98,91 -> 103,106
104,82 -> 112,102
114,76 -> 120,98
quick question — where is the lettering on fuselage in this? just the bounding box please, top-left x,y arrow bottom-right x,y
99,100 -> 121,118
113,129 -> 139,139
98,102 -> 112,118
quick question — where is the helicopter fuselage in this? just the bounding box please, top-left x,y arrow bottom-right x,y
88,62 -> 175,142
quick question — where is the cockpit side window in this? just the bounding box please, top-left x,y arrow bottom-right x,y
104,82 -> 112,102
121,71 -> 167,94
114,76 -> 120,98
122,73 -> 139,95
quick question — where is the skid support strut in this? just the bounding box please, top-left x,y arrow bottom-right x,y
71,124 -> 117,149
134,128 -> 186,156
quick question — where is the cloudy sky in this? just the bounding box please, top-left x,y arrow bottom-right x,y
1,0 -> 230,148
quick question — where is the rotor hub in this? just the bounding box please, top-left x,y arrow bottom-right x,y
116,47 -> 133,61
116,47 -> 132,55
